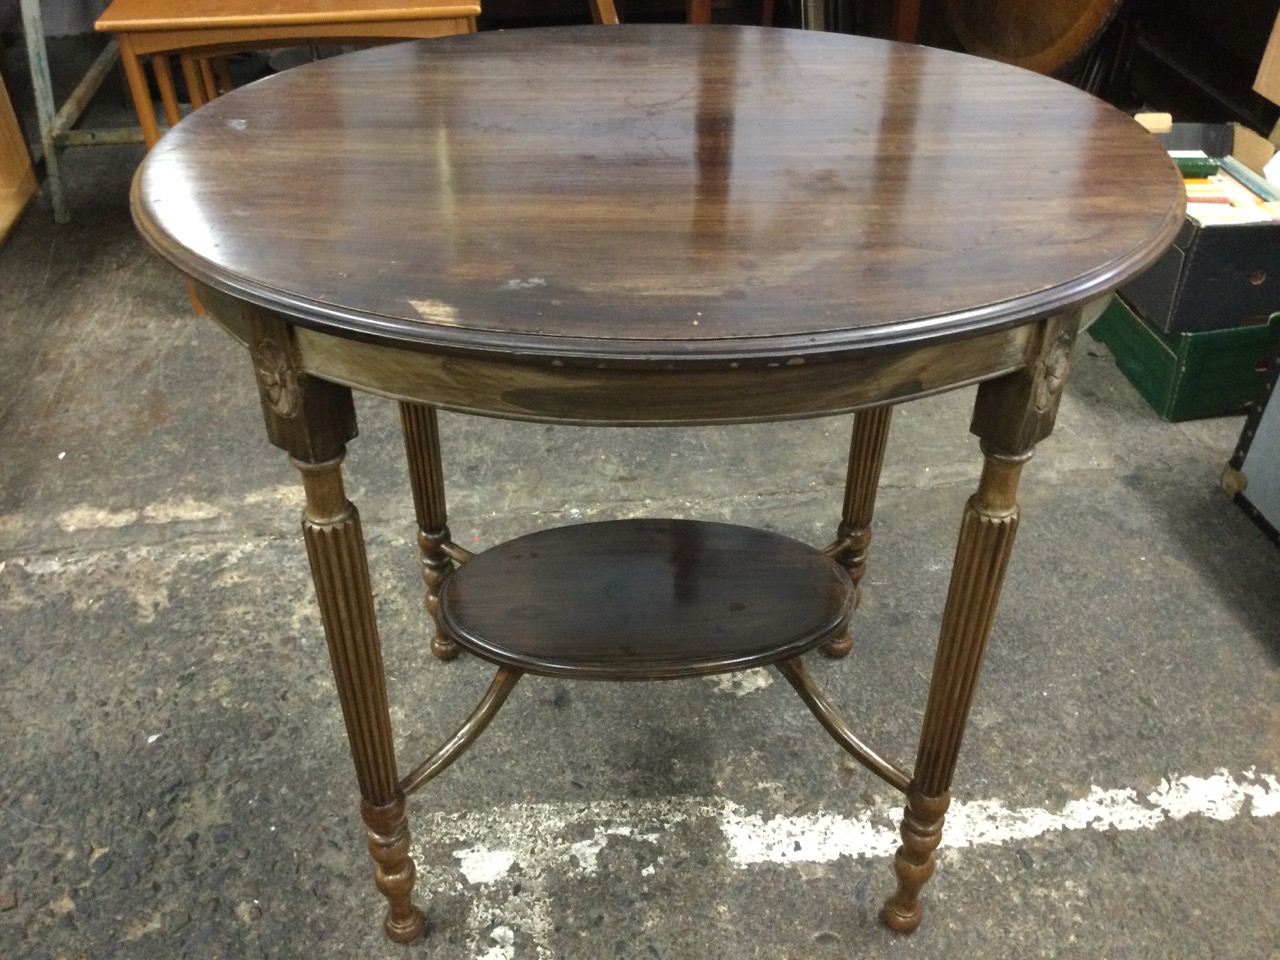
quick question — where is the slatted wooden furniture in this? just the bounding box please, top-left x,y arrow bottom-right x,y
0,72 -> 38,243
131,25 -> 1184,945
94,0 -> 489,149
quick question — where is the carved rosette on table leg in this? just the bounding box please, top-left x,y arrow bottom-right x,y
823,405 -> 893,658
400,401 -> 460,661
243,308 -> 424,943
883,310 -> 1081,932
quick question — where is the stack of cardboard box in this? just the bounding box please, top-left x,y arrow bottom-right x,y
1091,15 -> 1280,423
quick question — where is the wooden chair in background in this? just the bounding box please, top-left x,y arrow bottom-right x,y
1,71 -> 38,243
95,0 -> 487,149
93,0 -> 620,312
175,1 -> 623,108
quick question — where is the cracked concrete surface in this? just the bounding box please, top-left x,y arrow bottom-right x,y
1,45 -> 1279,960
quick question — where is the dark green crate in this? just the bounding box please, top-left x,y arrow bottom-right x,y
1089,296 -> 1279,421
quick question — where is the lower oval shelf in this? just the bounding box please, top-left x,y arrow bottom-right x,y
438,518 -> 853,680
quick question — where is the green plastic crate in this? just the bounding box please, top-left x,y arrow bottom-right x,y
1089,296 -> 1279,421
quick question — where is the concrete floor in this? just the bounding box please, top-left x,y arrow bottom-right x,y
2,44 -> 1280,960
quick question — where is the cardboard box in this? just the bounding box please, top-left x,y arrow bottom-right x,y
1089,295 -> 1279,421
1124,12 -> 1280,338
1119,123 -> 1280,335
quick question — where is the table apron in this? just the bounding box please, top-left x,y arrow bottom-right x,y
197,291 -> 1049,425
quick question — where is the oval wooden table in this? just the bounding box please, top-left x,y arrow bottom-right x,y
132,24 -> 1184,945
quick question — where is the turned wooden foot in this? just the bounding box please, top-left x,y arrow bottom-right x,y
820,631 -> 853,657
430,629 -> 462,661
364,797 -> 427,943
296,453 -> 426,941
400,401 -> 462,661
882,314 -> 1078,931
883,790 -> 949,932
824,406 -> 892,658
246,313 -> 425,943
881,449 -> 1025,930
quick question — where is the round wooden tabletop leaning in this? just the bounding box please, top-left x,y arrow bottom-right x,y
133,24 -> 1184,422
943,0 -> 1126,76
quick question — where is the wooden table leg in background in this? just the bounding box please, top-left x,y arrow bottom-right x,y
150,54 -> 183,129
822,405 -> 893,658
891,0 -> 921,42
246,310 -> 425,944
179,54 -> 210,109
400,401 -> 462,661
589,0 -> 621,24
687,0 -> 713,23
115,35 -> 162,148
883,310 -> 1079,930
0,72 -> 37,242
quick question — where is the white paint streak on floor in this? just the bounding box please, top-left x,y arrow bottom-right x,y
422,797 -> 722,960
725,768 -> 1280,866
476,924 -> 515,960
454,846 -> 518,885
414,768 -> 1279,959
54,497 -> 224,532
140,497 -> 223,524
702,667 -> 774,696
566,824 -> 662,873
55,506 -> 140,531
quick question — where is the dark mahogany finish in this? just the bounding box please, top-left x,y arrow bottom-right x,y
135,24 -> 1183,369
439,519 -> 853,678
130,23 -> 1187,947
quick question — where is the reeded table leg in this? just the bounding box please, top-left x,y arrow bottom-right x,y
883,446 -> 1026,932
400,401 -> 461,661
247,312 -> 424,943
884,311 -> 1080,932
296,455 -> 424,942
823,405 -> 893,658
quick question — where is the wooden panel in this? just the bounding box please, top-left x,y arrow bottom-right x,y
439,519 -> 853,679
1254,11 -> 1280,107
944,0 -> 1124,76
95,0 -> 482,31
284,312 -> 1032,424
134,26 -> 1185,369
0,73 -> 37,245
114,18 -> 478,57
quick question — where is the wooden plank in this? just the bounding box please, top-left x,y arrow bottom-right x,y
1254,11 -> 1280,107
944,0 -> 1124,75
95,0 -> 481,32
0,72 -> 38,244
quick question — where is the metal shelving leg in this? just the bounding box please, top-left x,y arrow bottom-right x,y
17,0 -> 144,223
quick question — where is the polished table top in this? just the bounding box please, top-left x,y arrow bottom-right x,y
128,25 -> 1190,943
134,24 -> 1184,370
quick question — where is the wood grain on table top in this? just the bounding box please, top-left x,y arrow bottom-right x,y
134,24 -> 1185,365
